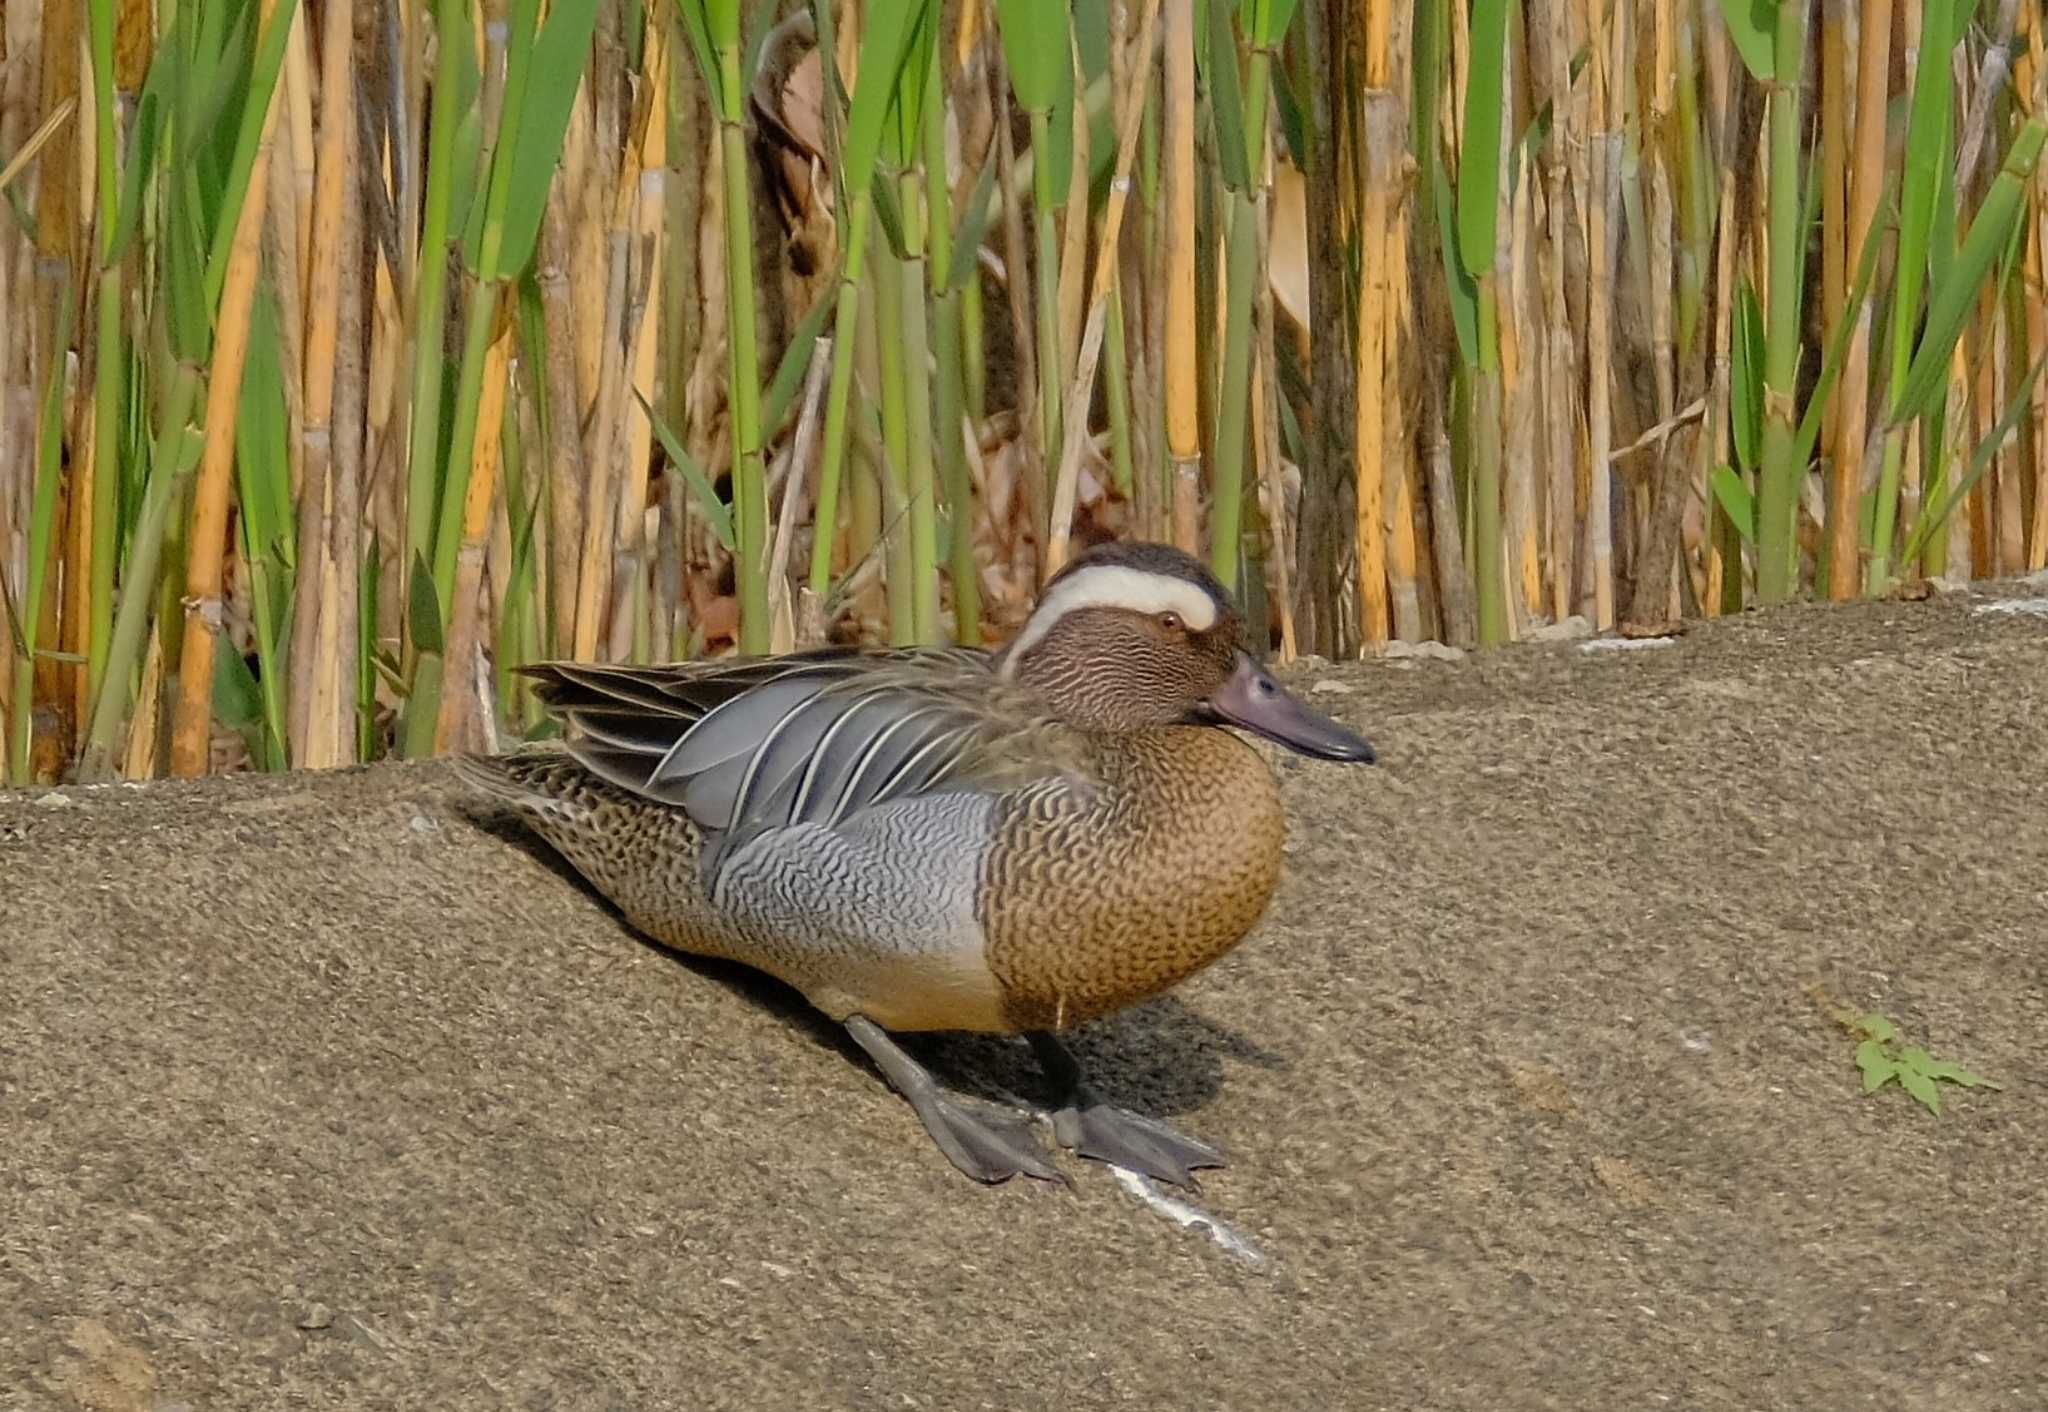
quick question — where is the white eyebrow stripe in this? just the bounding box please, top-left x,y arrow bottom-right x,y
1000,565 -> 1218,676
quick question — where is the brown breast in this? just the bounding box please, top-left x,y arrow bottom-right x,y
978,726 -> 1288,1031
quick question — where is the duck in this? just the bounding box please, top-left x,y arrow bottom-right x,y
456,540 -> 1376,1187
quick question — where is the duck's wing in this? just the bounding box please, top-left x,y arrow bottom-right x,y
518,649 -> 1089,839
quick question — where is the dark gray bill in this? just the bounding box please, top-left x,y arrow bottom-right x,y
1202,652 -> 1376,764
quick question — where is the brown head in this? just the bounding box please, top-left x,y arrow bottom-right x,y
995,541 -> 1375,763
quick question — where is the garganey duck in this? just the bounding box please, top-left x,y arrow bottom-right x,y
458,541 -> 1375,1186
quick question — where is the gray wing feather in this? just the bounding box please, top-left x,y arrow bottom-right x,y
652,675 -> 838,788
517,650 -> 1083,864
814,706 -> 960,827
680,686 -> 847,831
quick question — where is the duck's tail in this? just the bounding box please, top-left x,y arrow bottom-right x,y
448,747 -> 599,829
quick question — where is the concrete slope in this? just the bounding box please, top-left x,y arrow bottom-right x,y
5,584 -> 2046,1411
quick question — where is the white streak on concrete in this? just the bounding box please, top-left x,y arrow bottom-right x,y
1581,636 -> 1677,653
1973,598 -> 2048,618
1111,1167 -> 1269,1269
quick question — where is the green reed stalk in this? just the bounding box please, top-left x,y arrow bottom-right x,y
78,364 -> 205,779
8,300 -> 74,782
1754,0 -> 1809,604
805,0 -> 925,601
1028,105 -> 1064,498
1459,0 -> 1510,644
403,0 -> 469,640
85,0 -> 122,709
873,248 -> 917,644
922,34 -> 979,643
1207,0 -> 1288,592
1864,0 -> 1956,593
1102,276 -> 1136,498
995,0 -> 1072,538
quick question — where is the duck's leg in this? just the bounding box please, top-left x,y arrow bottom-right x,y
843,1017 -> 1065,1185
1026,1032 -> 1226,1187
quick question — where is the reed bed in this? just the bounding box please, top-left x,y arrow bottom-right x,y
1,0 -> 2044,782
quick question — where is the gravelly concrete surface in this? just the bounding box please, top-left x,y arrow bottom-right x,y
4,582 -> 2046,1411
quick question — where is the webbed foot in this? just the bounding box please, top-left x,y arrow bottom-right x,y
1048,1099 -> 1226,1187
845,1017 -> 1064,1185
1027,1032 -> 1225,1187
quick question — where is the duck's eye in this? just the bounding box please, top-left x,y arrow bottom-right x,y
1157,611 -> 1183,632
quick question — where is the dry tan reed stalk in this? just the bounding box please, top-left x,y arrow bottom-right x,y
1975,278 -> 2004,571
1421,350 -> 1474,646
573,216 -> 630,659
1995,292 -> 2024,573
1817,0 -> 1848,454
1056,33 -> 1090,398
34,0 -> 77,267
2021,10 -> 2047,569
1537,172 -> 1578,619
1249,134 -> 1295,661
1936,282 -> 1974,581
485,414 -> 515,675
624,53 -> 670,651
272,96 -> 318,763
987,70 -> 1041,573
266,116 -> 307,495
572,49 -> 616,447
1384,190 -> 1423,642
1352,0 -> 1398,645
123,628 -> 167,778
536,185 -> 587,654
606,36 -> 668,664
2,46 -> 66,735
22,113 -> 68,762
112,0 -> 151,88
170,0 -> 285,777
1702,100 -> 1741,614
1582,0 -> 1618,629
773,334 -> 835,654
1161,0 -> 1199,556
1503,132 -> 1541,628
434,311 -> 513,754
1527,0 -> 1577,622
59,400 -> 89,745
1825,0 -> 1890,599
2032,235 -> 2048,572
326,139 -> 367,766
1638,0 -> 1681,622
60,0 -> 107,743
1043,0 -> 1161,577
1968,283 -> 1995,573
1128,41 -> 1166,548
284,7 -> 315,314
296,0 -> 357,768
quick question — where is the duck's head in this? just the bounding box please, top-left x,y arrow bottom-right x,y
996,541 -> 1376,763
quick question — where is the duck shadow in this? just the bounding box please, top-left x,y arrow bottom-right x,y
456,798 -> 1288,1122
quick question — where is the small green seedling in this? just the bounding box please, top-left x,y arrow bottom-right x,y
1849,1013 -> 2001,1116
